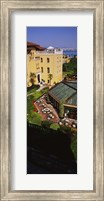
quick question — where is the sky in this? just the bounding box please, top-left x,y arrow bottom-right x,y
27,27 -> 77,49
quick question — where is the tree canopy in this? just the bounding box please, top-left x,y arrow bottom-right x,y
63,57 -> 77,74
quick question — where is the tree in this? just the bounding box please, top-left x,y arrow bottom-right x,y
59,103 -> 64,118
63,57 -> 77,72
28,111 -> 42,125
70,135 -> 77,160
48,74 -> 53,85
41,120 -> 52,128
58,125 -> 71,134
30,72 -> 36,86
27,95 -> 34,115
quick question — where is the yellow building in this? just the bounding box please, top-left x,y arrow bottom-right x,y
63,55 -> 71,63
27,42 -> 63,86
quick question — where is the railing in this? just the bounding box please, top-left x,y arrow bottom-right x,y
35,49 -> 63,55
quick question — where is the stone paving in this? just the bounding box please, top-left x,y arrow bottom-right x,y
34,95 -> 60,123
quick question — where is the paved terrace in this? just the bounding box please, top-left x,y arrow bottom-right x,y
34,95 -> 59,123
33,94 -> 77,129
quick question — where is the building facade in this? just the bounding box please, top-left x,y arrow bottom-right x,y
27,42 -> 63,86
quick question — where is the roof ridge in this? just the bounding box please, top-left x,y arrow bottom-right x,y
62,81 -> 77,91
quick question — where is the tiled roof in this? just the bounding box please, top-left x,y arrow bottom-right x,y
27,41 -> 46,51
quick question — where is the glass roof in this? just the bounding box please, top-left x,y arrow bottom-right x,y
49,82 -> 77,103
66,93 -> 77,105
66,82 -> 77,90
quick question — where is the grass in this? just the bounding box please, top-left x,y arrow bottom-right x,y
27,86 -> 39,95
28,111 -> 42,125
50,123 -> 60,130
27,88 -> 37,95
27,85 -> 40,95
27,86 -> 49,124
27,86 -> 49,99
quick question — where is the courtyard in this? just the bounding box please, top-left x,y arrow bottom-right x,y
33,94 -> 77,129
27,84 -> 77,130
34,94 -> 59,123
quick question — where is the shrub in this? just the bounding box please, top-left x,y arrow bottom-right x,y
27,95 -> 35,114
41,120 -> 52,128
59,125 -> 71,134
70,135 -> 77,160
63,57 -> 77,72
50,123 -> 60,130
28,111 -> 42,125
59,104 -> 64,118
27,84 -> 40,92
45,95 -> 51,104
41,87 -> 49,93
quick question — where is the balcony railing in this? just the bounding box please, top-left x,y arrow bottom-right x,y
35,49 -> 63,55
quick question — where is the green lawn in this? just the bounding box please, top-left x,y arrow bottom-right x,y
28,111 -> 42,125
27,86 -> 49,124
27,88 -> 37,96
27,87 -> 49,99
27,86 -> 39,95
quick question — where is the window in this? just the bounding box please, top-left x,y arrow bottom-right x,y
41,67 -> 43,73
36,63 -> 39,70
47,58 -> 50,63
47,67 -> 50,73
41,58 -> 43,62
35,57 -> 40,60
48,80 -> 50,83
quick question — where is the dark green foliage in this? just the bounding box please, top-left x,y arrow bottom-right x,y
41,120 -> 52,128
42,87 -> 49,93
27,84 -> 40,92
59,103 -> 64,118
28,111 -> 42,125
27,95 -> 35,114
63,57 -> 77,74
29,72 -> 36,85
70,134 -> 77,160
50,123 -> 60,130
59,125 -> 71,134
48,74 -> 53,85
45,94 -> 51,104
27,123 -> 77,173
27,87 -> 49,124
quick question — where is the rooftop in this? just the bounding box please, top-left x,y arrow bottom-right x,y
47,46 -> 54,49
27,41 -> 46,52
48,81 -> 77,105
27,42 -> 63,55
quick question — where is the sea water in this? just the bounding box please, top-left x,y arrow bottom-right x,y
63,50 -> 77,57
